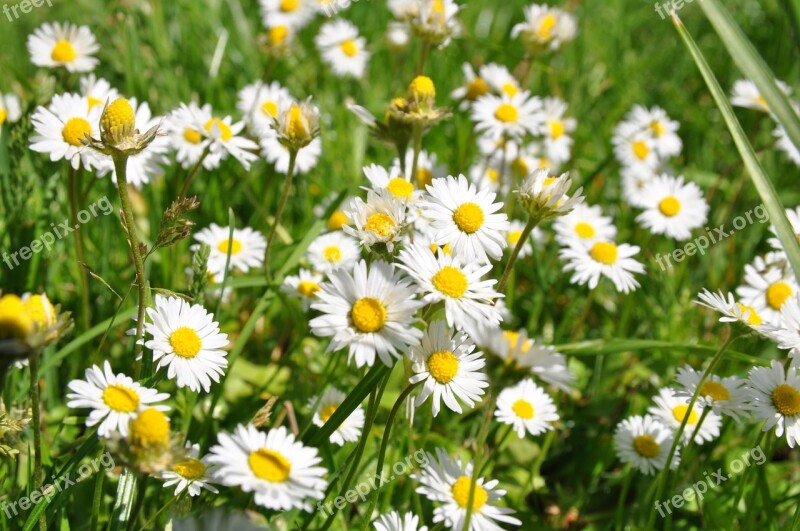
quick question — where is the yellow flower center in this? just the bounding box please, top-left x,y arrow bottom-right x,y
737,303 -> 763,326
633,434 -> 661,458
364,213 -> 396,237
22,295 -> 55,327
249,448 -> 291,482
512,399 -> 535,419
0,295 -> 33,340
756,95 -> 769,110
280,0 -> 299,12
169,327 -> 202,359
101,98 -> 135,142
351,297 -> 387,333
409,75 -> 436,100
320,404 -> 338,423
204,118 -> 233,141
658,196 -> 681,217
184,128 -> 203,144
340,39 -> 359,57
327,210 -> 349,230
427,350 -> 459,384
650,120 -> 666,137
261,100 -> 279,118
217,238 -> 242,255
536,14 -> 557,41
766,281 -> 793,310
51,40 -> 77,62
502,330 -> 531,354
700,381 -> 730,401
417,168 -> 433,188
102,384 -> 140,413
549,120 -> 565,139
453,202 -> 485,234
772,384 -> 800,416
466,78 -> 489,100
269,25 -> 289,46
590,242 -> 618,265
62,118 -> 92,147
451,476 -> 488,510
323,245 -> 341,263
432,266 -> 468,298
297,281 -> 320,298
494,103 -> 519,123
632,140 -> 649,160
172,457 -> 207,480
0,108 -> 6,125
507,230 -> 523,246
501,82 -> 518,97
286,104 -> 308,141
386,178 -> 414,199
129,408 -> 170,446
671,404 -> 699,425
486,168 -> 499,182
574,222 -> 595,239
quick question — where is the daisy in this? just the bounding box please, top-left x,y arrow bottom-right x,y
208,424 -> 327,511
27,22 -> 99,73
730,79 -> 792,113
768,206 -> 800,252
29,92 -> 105,171
397,242 -> 503,338
621,165 -> 657,208
409,0 -> 461,47
614,415 -> 679,475
421,175 -> 509,264
478,63 -> 521,99
636,174 -> 708,241
259,0 -> 316,30
79,74 -> 119,112
495,378 -> 559,437
192,223 -> 267,274
364,163 -> 422,203
237,80 -> 291,135
486,328 -> 574,391
309,260 -> 424,367
308,387 -> 365,445
306,232 -> 360,273
281,269 -> 324,310
414,448 -> 521,531
648,387 -> 722,445
315,19 -> 370,79
553,203 -> 616,248
746,361 -> 800,447
517,168 -> 584,220
541,97 -> 576,164
626,105 -> 682,159
694,289 -> 770,334
161,443 -> 219,497
0,93 -> 22,137
559,240 -> 645,293
775,123 -> 800,165
511,4 -> 577,50
408,320 -> 489,417
450,63 -> 490,110
343,189 -> 407,251
675,365 -> 749,422
373,511 -> 428,531
271,98 -> 320,150
613,129 -> 659,170
143,295 -> 230,393
736,260 -> 799,326
66,361 -> 169,438
472,91 -> 543,141
165,102 -> 223,170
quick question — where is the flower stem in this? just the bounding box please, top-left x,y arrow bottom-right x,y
113,154 -> 149,377
497,216 -> 539,293
264,149 -> 298,284
179,146 -> 211,197
415,41 -> 431,75
28,348 -> 45,531
68,166 -> 91,329
410,124 -> 423,188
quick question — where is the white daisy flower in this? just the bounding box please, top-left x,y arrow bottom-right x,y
414,448 -> 521,531
511,4 -> 577,50
736,260 -> 798,326
408,320 -> 489,417
451,63 -> 490,110
614,415 -> 679,475
343,189 -> 407,251
746,361 -> 800,447
309,260 -> 424,368
421,175 -> 510,264
486,328 -> 574,391
259,0 -> 316,30
143,296 -> 230,393
0,93 -> 22,136
308,387 -> 365,445
397,243 -> 503,338
636,174 -> 708,241
730,78 -> 792,113
621,165 -> 657,208
66,361 -> 169,438
237,80 -> 291,135
553,203 -> 617,248
648,387 -> 722,445
613,128 -> 659,170
364,163 -> 422,203
495,378 -> 559,438
315,19 -> 370,79
30,92 -> 105,171
307,232 -> 360,273
471,91 -> 543,141
161,443 -> 219,497
675,365 -> 749,422
409,0 -> 461,47
541,97 -> 576,164
79,74 -> 119,112
192,223 -> 267,274
517,168 -> 584,220
165,102 -> 223,170
208,424 -> 327,511
27,22 -> 99,73
559,240 -> 645,294
478,63 -> 521,99
694,289 -> 770,334
373,510 -> 428,531
281,269 -> 324,310
625,105 -> 682,159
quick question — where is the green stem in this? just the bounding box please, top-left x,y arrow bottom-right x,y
28,348 -> 45,531
264,149 -> 297,284
410,124 -> 423,188
415,41 -> 431,76
497,216 -> 539,293
68,166 -> 91,329
113,154 -> 149,378
179,146 -> 211,197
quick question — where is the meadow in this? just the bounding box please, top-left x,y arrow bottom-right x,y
1,0 -> 799,529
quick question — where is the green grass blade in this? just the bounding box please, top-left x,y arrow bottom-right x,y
672,13 -> 800,281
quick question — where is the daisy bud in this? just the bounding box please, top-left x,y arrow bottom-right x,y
517,168 -> 584,221
273,99 -> 320,150
408,75 -> 436,112
101,98 -> 136,145
269,25 -> 289,47
0,295 -> 33,341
